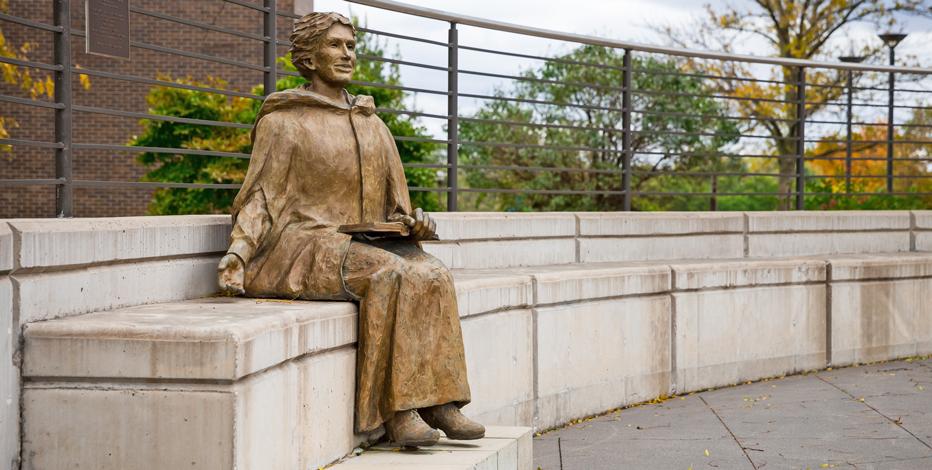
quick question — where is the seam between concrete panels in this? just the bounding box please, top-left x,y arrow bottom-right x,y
574,213 -> 581,263
530,307 -> 540,431
742,212 -> 750,257
669,264 -> 678,395
9,222 -> 23,470
529,274 -> 540,430
825,262 -> 833,367
910,211 -> 917,252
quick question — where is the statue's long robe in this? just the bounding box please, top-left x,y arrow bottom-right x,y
227,86 -> 471,432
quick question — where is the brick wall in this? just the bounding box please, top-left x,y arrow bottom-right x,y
1,0 -> 296,217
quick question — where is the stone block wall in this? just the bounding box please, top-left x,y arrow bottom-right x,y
2,210 -> 931,468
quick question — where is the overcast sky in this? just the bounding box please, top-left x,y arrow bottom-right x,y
311,0 -> 931,137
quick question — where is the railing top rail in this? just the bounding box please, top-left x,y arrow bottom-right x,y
346,0 -> 931,75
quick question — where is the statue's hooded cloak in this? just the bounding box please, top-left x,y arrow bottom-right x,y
229,85 -> 411,300
227,85 -> 471,433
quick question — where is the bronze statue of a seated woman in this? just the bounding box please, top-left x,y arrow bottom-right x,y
217,12 -> 484,447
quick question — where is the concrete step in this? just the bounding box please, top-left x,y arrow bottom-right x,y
332,426 -> 533,470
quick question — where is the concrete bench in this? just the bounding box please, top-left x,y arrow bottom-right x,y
4,211 -> 932,469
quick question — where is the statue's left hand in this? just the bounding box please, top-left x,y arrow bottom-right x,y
390,208 -> 438,241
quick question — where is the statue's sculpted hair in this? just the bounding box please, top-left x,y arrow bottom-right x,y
290,12 -> 356,79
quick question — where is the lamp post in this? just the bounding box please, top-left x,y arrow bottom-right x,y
877,32 -> 907,193
839,55 -> 865,194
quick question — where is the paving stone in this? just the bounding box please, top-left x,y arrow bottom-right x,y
559,435 -> 753,470
536,396 -> 753,470
531,437 -> 560,470
553,396 -> 731,442
738,437 -> 932,469
535,358 -> 932,470
818,361 -> 931,398
698,374 -> 845,410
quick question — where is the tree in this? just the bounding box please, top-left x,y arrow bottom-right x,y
132,26 -> 441,214
458,45 -> 741,211
805,106 -> 931,209
657,0 -> 931,208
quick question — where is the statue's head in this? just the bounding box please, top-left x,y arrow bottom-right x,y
290,12 -> 357,87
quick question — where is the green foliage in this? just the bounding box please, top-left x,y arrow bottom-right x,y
459,45 -> 744,211
133,27 -> 440,215
805,178 -> 928,210
133,76 -> 256,214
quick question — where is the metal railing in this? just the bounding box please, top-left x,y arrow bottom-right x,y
0,0 -> 930,215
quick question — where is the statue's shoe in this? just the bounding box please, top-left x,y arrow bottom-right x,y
385,409 -> 441,447
419,404 -> 486,440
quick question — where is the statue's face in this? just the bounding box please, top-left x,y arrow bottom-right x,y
309,23 -> 356,86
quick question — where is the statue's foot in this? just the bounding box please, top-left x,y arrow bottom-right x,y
384,410 -> 440,447
419,404 -> 486,440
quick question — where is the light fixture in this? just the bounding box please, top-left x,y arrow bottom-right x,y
877,33 -> 908,49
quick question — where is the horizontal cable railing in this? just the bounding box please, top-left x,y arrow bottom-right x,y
0,0 -> 929,216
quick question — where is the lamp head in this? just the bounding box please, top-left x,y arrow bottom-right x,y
838,55 -> 866,63
877,32 -> 908,48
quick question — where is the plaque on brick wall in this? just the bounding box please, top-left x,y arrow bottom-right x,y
86,0 -> 130,59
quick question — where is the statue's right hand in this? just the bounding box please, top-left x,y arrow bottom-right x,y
218,253 -> 246,296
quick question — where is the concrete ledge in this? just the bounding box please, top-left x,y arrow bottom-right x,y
748,231 -> 910,257
0,276 -> 16,470
674,284 -> 826,393
454,272 -> 534,317
828,253 -> 932,366
918,233 -> 932,252
426,238 -> 577,269
10,215 -> 230,271
23,348 -> 358,470
829,253 -> 932,280
535,295 -> 672,430
913,212 -> 932,251
579,234 -> 745,263
24,297 -> 357,380
8,211 -> 930,469
461,310 -> 534,426
431,212 -> 576,240
0,222 -> 11,273
16,255 -> 222,324
527,263 -> 670,304
747,211 -> 910,232
746,211 -> 912,258
671,258 -> 826,290
332,426 -> 533,470
915,211 -> 932,229
577,212 -> 744,236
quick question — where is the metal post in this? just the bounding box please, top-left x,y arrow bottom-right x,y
621,49 -> 632,211
710,175 -> 718,211
446,22 -> 458,211
886,47 -> 895,193
845,69 -> 853,194
263,0 -> 277,96
54,0 -> 73,217
794,66 -> 806,211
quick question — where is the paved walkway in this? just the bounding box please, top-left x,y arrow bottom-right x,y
534,358 -> 932,470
